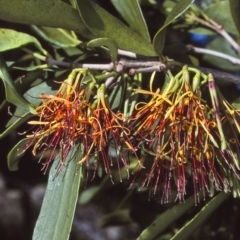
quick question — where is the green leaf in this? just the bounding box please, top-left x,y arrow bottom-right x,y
0,0 -> 93,39
100,209 -> 134,227
0,28 -> 47,55
76,0 -> 156,56
33,145 -> 82,240
0,112 -> 32,140
1,81 -> 58,139
109,76 -> 125,110
153,0 -> 194,55
0,54 -> 35,113
136,196 -> 195,240
171,192 -> 230,240
31,26 -> 81,48
204,1 -> 238,35
7,138 -> 29,171
229,0 -> 240,35
110,0 -> 150,42
88,38 -> 118,64
232,97 -> 240,110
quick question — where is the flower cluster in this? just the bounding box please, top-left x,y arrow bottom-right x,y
25,67 -> 240,202
25,69 -> 136,178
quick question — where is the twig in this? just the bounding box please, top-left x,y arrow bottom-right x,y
45,56 -> 167,73
190,15 -> 240,55
188,45 -> 240,66
198,67 -> 240,85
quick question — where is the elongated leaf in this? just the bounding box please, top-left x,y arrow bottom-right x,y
0,29 -> 47,54
7,138 -> 29,171
110,0 -> 150,42
100,209 -> 134,227
0,0 -> 93,39
137,196 -> 195,240
171,192 -> 230,240
31,26 -> 81,48
153,0 -> 194,55
0,112 -> 32,140
0,54 -> 35,113
77,0 -> 156,56
33,145 -> 82,240
229,0 -> 240,35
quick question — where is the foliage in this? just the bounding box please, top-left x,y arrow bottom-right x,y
1,0 -> 240,239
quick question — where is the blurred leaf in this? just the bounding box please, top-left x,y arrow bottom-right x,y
204,1 -> 238,35
232,97 -> 240,110
153,0 -> 194,55
0,0 -> 93,39
88,38 -> 118,63
110,0 -> 150,42
100,209 -> 134,227
33,144 -> 82,240
0,54 -> 35,113
76,0 -> 156,56
137,196 -> 195,240
171,192 -> 230,240
7,138 -> 29,171
31,26 -> 81,48
203,37 -> 240,71
79,186 -> 101,205
188,27 -> 215,36
229,0 -> 240,35
0,29 -> 47,55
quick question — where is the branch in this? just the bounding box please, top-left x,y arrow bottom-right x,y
187,14 -> 240,55
188,45 -> 240,66
45,56 -> 167,74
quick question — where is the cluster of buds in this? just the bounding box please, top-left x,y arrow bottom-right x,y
25,66 -> 240,202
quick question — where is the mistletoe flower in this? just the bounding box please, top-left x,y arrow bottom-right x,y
25,70 -> 90,173
130,67 -> 240,203
79,84 -> 137,181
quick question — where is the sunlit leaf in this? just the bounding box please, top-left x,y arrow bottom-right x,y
171,193 -> 230,240
0,0 -> 93,39
153,0 -> 194,55
76,0 -> 156,56
33,144 -> 82,240
111,0 -> 150,42
31,26 -> 81,48
0,28 -> 47,55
